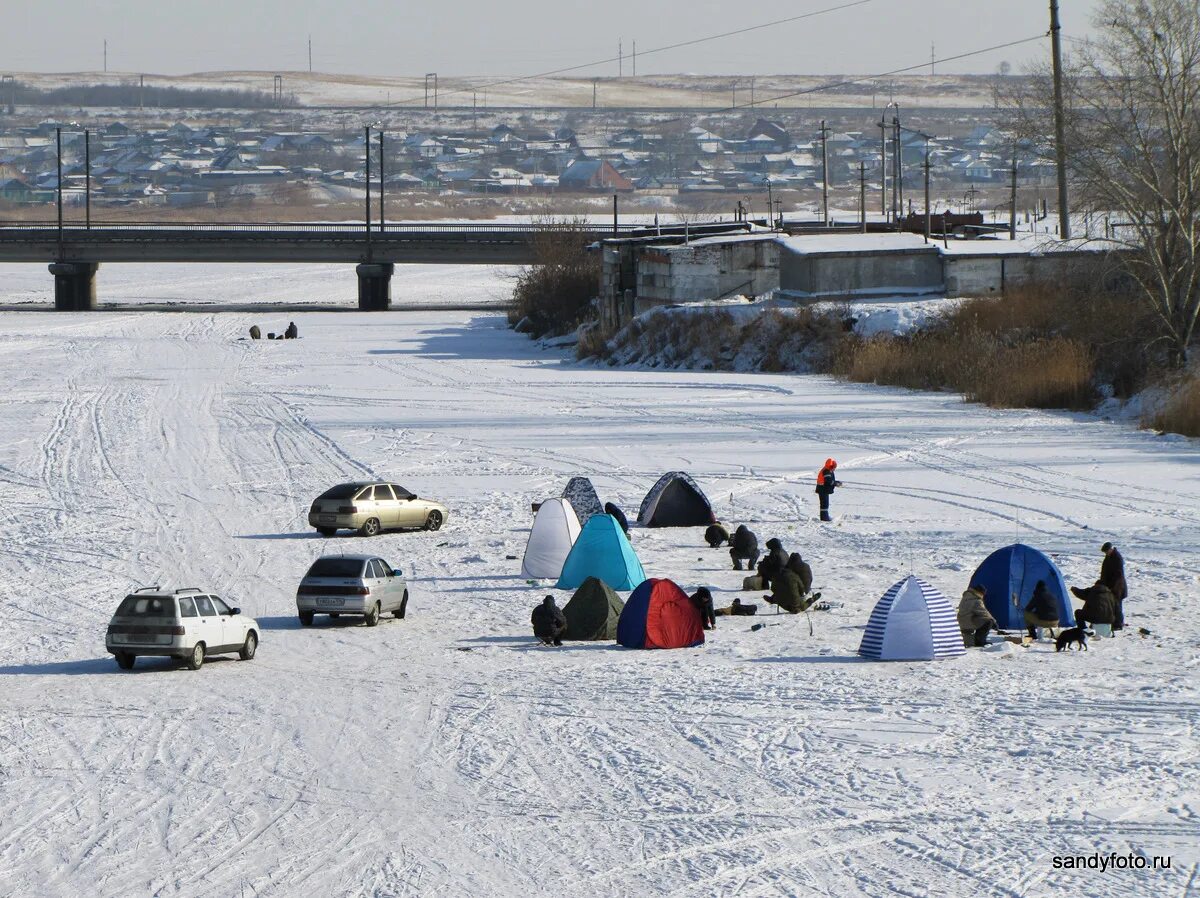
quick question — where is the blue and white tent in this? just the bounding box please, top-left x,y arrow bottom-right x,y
858,575 -> 966,661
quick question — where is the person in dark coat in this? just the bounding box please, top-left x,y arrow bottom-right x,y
764,568 -> 807,613
1100,542 -> 1128,630
1071,580 -> 1116,629
1023,579 -> 1060,639
756,537 -> 788,588
604,502 -> 630,534
284,321 -> 299,339
530,595 -> 567,646
690,587 -> 716,630
957,584 -> 996,647
815,458 -> 841,523
704,522 -> 730,549
786,552 -> 813,597
729,524 -> 759,571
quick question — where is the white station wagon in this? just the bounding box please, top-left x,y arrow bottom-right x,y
296,555 -> 409,627
106,587 -> 259,671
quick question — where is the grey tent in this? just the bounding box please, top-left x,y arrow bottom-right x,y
562,476 -> 603,525
562,576 -> 625,641
638,472 -> 716,528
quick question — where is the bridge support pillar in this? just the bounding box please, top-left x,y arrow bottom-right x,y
356,262 -> 393,311
49,262 -> 99,311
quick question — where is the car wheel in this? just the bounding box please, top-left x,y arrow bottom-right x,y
317,527 -> 336,537
359,517 -> 381,537
299,611 -> 315,626
114,652 -> 135,670
364,602 -> 381,627
186,643 -> 205,671
395,590 -> 409,619
239,631 -> 258,661
424,510 -> 443,531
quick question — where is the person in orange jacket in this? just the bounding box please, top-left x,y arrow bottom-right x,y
815,458 -> 841,523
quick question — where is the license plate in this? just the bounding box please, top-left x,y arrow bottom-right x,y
319,514 -> 336,523
316,597 -> 345,607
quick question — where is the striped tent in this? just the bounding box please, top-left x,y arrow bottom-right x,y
858,575 -> 965,662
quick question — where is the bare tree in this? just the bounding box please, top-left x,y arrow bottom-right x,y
1011,0 -> 1200,365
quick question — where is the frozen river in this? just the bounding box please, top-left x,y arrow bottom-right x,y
0,304 -> 1196,896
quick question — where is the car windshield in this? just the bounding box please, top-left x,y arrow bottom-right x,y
116,595 -> 176,618
306,558 -> 366,579
317,484 -> 362,501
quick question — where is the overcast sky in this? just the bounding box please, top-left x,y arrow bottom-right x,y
6,0 -> 1103,77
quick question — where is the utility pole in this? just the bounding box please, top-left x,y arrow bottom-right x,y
103,39 -> 107,73
592,78 -> 597,110
2,75 -> 14,115
139,74 -> 144,110
879,115 -> 888,220
618,40 -> 623,78
819,120 -> 830,226
56,127 -> 63,256
308,35 -> 313,73
378,129 -> 385,232
891,106 -> 903,224
633,40 -> 637,77
85,130 -> 91,229
931,43 -> 935,75
859,161 -> 867,233
472,91 -> 478,130
273,74 -> 283,109
1010,146 -> 1019,240
424,73 -> 438,109
364,126 -> 372,256
923,149 -> 932,243
1050,0 -> 1071,238
750,76 -> 755,109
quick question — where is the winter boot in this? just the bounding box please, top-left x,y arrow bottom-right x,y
820,510 -> 832,523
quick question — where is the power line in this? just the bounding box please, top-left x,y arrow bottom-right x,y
367,0 -> 879,111
675,33 -> 1049,122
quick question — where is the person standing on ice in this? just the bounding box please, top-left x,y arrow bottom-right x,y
1099,542 -> 1128,630
815,458 -> 841,522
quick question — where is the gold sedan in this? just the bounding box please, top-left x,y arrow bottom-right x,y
308,482 -> 449,537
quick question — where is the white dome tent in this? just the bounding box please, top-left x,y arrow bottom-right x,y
858,575 -> 966,662
521,498 -> 582,580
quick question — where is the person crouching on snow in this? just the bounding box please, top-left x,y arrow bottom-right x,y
957,583 -> 996,647
1023,580 -> 1059,639
764,567 -> 809,614
531,595 -> 567,646
690,587 -> 717,630
729,524 -> 760,571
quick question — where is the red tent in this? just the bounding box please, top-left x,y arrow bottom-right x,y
616,578 -> 705,649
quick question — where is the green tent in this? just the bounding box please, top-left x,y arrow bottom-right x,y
563,576 -> 625,641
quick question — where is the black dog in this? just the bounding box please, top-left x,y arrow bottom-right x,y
1055,627 -> 1088,652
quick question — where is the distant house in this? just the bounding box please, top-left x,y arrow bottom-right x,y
558,159 -> 634,192
0,177 -> 39,203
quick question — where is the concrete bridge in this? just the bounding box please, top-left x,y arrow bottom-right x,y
0,220 -> 749,310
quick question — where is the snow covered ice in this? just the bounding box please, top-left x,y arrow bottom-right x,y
0,293 -> 1197,895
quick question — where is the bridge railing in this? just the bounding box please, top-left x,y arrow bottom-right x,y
0,220 -> 659,234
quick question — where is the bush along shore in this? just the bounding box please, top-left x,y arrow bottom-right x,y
569,284 -> 1199,438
